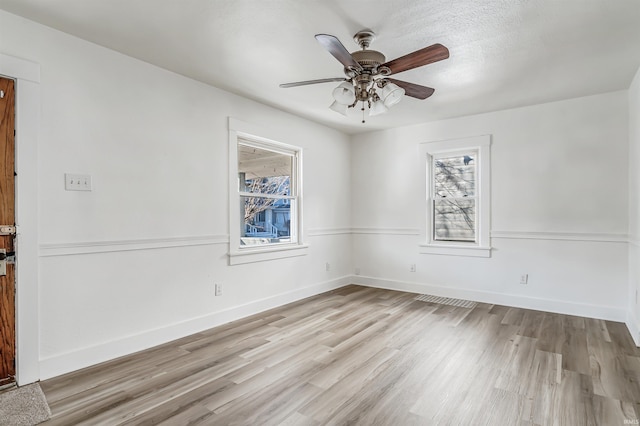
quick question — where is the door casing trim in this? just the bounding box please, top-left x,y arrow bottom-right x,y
0,53 -> 40,385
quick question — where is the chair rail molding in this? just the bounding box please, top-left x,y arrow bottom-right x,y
491,230 -> 629,243
351,227 -> 420,236
39,235 -> 229,256
307,228 -> 352,236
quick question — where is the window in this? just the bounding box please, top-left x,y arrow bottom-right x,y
228,118 -> 307,264
238,142 -> 297,246
432,151 -> 477,242
419,135 -> 491,257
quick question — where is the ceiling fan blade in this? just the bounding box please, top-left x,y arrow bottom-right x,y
279,78 -> 346,88
382,44 -> 449,75
315,34 -> 363,72
387,78 -> 435,99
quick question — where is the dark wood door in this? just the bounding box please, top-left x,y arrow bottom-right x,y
0,77 -> 16,386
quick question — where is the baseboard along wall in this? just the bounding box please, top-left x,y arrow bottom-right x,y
351,275 -> 627,323
39,276 -> 352,380
39,272 -> 638,380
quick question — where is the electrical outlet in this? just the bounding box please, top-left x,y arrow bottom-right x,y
410,264 -> 416,272
520,274 -> 529,285
325,262 -> 330,272
214,283 -> 223,296
65,173 -> 92,191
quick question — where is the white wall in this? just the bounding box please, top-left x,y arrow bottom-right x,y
0,10 -> 352,381
351,92 -> 629,320
628,65 -> 640,344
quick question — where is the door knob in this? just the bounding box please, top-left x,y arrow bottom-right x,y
0,249 -> 13,276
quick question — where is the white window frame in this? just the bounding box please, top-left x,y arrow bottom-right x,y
419,135 -> 491,257
228,118 -> 307,265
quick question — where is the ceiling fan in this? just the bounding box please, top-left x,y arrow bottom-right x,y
280,29 -> 449,122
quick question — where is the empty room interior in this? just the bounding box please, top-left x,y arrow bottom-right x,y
1,0 -> 640,424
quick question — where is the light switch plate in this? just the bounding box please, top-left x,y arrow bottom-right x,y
65,173 -> 92,191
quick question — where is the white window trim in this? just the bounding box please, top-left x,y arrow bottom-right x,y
418,135 -> 491,257
228,118 -> 308,265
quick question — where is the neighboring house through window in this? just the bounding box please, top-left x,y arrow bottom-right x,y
419,135 -> 491,257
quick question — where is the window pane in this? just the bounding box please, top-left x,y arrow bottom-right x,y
242,176 -> 291,196
434,154 -> 475,198
241,196 -> 294,246
434,199 -> 475,242
238,144 -> 292,195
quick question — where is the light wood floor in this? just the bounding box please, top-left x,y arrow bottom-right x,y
39,285 -> 640,425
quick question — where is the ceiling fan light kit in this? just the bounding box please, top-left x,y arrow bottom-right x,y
380,82 -> 405,107
369,99 -> 388,116
329,100 -> 348,116
280,29 -> 449,123
332,82 -> 356,105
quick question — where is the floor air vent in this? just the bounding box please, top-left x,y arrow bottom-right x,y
415,294 -> 477,309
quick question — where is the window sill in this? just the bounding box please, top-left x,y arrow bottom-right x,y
229,243 -> 309,265
419,244 -> 491,258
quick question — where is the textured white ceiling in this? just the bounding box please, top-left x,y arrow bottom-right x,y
1,0 -> 639,134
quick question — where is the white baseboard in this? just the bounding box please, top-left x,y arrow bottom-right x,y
352,275 -> 626,322
39,276 -> 352,380
40,274 -> 634,380
626,309 -> 640,347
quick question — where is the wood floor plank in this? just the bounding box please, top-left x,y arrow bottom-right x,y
212,380 -> 322,425
587,321 -> 640,403
536,312 -> 566,353
119,379 -> 225,425
40,345 -> 192,405
155,404 -> 215,426
409,339 -> 496,423
607,320 -> 640,357
277,411 -> 319,426
562,326 -> 591,374
518,309 -> 547,339
300,346 -> 399,420
494,334 -> 539,394
39,285 -> 640,425
487,387 -> 528,425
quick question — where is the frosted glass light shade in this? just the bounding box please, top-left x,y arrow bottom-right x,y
381,83 -> 405,107
369,99 -> 388,116
329,100 -> 348,116
332,82 -> 356,105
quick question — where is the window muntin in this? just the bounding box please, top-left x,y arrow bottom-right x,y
237,141 -> 298,247
432,152 -> 477,242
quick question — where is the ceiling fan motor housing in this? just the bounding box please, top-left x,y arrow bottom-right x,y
346,50 -> 388,80
351,50 -> 386,68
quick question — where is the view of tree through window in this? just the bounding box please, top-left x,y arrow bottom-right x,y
238,142 -> 297,246
243,176 -> 290,223
433,153 -> 476,242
